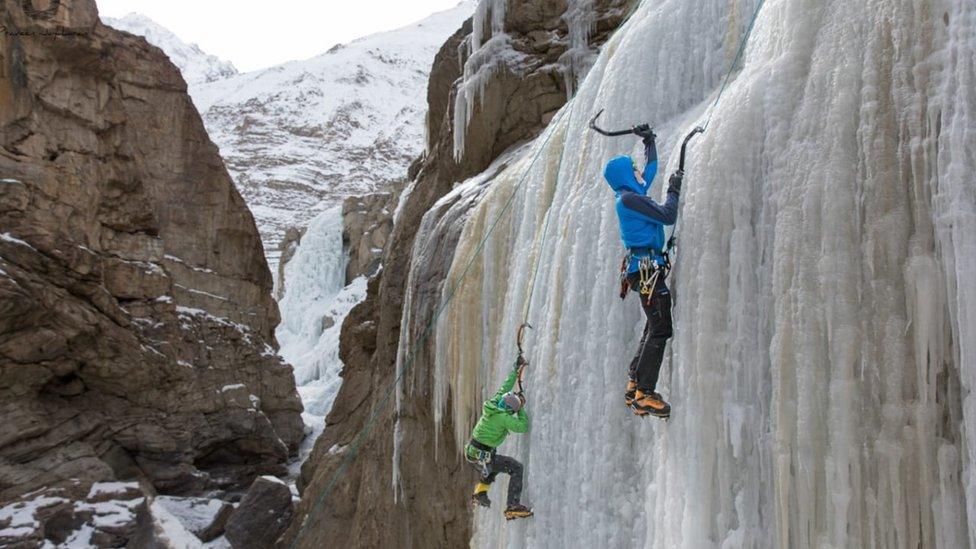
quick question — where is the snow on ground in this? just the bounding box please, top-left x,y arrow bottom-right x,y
155,496 -> 226,538
149,500 -> 204,549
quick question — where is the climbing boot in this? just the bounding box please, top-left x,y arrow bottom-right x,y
624,380 -> 637,407
471,483 -> 491,508
504,504 -> 533,520
632,390 -> 670,418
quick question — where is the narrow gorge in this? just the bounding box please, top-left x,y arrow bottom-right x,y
2,0 -> 974,547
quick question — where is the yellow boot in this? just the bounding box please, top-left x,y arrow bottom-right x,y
471,482 -> 491,508
504,504 -> 533,520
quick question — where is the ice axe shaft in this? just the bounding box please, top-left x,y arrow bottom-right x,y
678,126 -> 705,172
588,109 -> 643,137
515,323 -> 532,395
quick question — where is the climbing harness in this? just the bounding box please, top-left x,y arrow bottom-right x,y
636,255 -> 662,302
465,439 -> 495,477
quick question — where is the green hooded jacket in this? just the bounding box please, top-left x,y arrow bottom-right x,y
468,367 -> 528,457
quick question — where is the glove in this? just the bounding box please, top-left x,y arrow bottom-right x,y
632,123 -> 656,145
668,170 -> 683,193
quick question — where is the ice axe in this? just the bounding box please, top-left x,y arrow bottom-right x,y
588,109 -> 651,137
514,323 -> 532,398
664,125 -> 706,253
678,125 -> 705,172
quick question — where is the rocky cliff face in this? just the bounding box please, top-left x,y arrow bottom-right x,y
284,1 -> 632,547
0,0 -> 303,542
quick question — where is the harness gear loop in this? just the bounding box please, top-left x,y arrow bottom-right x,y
636,256 -> 664,306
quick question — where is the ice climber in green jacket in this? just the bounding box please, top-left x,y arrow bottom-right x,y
464,358 -> 533,520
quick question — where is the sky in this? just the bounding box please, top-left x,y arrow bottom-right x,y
95,0 -> 467,72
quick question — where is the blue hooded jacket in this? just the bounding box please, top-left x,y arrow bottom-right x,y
604,140 -> 680,272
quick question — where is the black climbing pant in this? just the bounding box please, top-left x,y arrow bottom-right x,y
471,453 -> 524,507
626,272 -> 673,393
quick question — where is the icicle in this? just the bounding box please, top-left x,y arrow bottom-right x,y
559,0 -> 597,97
452,0 -> 523,161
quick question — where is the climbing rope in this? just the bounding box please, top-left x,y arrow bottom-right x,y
667,0 -> 767,256
701,0 -> 767,130
517,104 -> 576,352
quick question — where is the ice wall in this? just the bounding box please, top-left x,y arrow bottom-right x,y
410,0 -> 976,547
277,208 -> 367,419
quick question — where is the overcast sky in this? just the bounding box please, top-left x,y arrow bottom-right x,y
95,0 -> 466,72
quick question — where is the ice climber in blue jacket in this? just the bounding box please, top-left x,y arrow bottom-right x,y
604,125 -> 682,418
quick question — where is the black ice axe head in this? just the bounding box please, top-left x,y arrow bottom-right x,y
588,109 -> 644,137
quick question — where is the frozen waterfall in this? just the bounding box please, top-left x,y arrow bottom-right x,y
402,0 -> 976,547
277,208 -> 367,442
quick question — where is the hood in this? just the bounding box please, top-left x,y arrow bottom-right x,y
603,155 -> 648,195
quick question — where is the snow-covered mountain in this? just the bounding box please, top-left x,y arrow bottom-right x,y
101,13 -> 238,87
193,2 -> 477,264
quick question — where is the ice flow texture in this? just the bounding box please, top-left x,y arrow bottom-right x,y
277,208 -> 366,418
401,0 -> 976,547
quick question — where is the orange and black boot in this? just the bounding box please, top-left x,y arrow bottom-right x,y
504,504 -> 533,520
632,390 -> 671,418
624,380 -> 638,407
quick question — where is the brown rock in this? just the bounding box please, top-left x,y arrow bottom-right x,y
341,191 -> 397,283
0,0 -> 302,508
224,476 -> 294,549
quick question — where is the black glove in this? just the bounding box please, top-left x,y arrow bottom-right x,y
668,170 -> 683,193
632,123 -> 656,145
